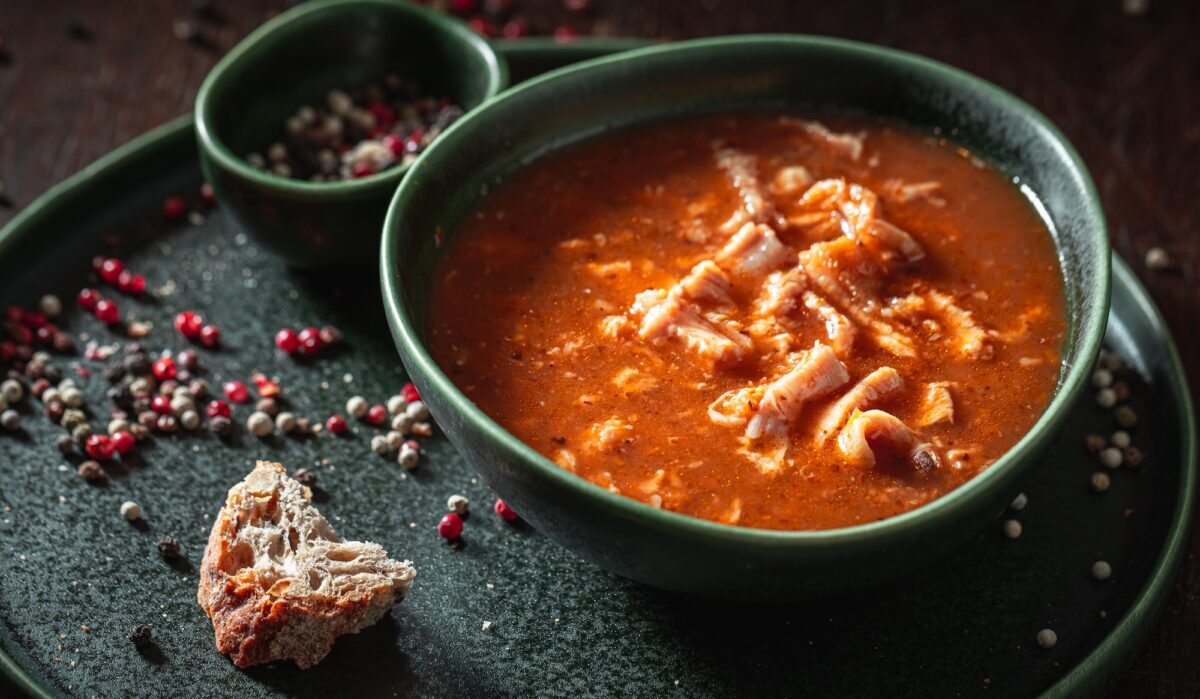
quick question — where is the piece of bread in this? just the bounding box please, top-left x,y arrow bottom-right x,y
197,461 -> 416,669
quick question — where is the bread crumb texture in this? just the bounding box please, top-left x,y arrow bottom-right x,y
197,461 -> 416,669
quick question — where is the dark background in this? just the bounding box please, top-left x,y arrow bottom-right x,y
0,0 -> 1196,696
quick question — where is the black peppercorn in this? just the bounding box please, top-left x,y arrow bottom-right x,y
293,468 -> 317,487
42,364 -> 63,384
157,536 -> 182,559
104,362 -> 126,383
77,460 -> 105,482
209,415 -> 232,437
128,623 -> 153,649
124,353 -> 151,376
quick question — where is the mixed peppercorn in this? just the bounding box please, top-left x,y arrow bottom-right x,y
246,79 -> 464,182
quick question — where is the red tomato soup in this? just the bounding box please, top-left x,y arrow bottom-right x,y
428,113 -> 1066,531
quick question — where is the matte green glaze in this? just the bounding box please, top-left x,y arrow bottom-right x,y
194,0 -> 506,268
382,35 -> 1113,595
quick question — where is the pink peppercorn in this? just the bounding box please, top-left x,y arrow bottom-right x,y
22,311 -> 46,328
319,325 -> 342,345
206,399 -> 231,418
467,16 -> 495,37
438,513 -> 463,540
99,257 -> 124,284
494,498 -> 519,522
35,325 -> 56,345
449,0 -> 477,15
199,324 -> 221,348
326,415 -> 348,434
553,25 -> 578,42
162,196 -> 188,220
152,357 -> 177,381
199,183 -> 216,206
91,255 -> 108,273
401,382 -> 420,403
382,135 -> 405,157
351,162 -> 374,179
502,18 -> 530,38
84,434 -> 115,461
174,311 -> 203,338
4,305 -> 23,323
298,326 -> 323,355
112,430 -> 136,455
151,395 -> 172,415
224,380 -> 249,403
77,288 -> 100,310
275,328 -> 300,353
94,299 -> 120,324
117,270 -> 146,295
366,405 -> 387,425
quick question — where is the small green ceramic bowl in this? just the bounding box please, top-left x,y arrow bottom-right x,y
382,35 -> 1111,595
195,0 -> 506,268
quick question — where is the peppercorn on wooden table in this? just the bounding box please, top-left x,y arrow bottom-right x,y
1,1 -> 1198,696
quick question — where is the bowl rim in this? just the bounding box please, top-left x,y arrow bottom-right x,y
380,33 -> 1112,546
194,0 -> 507,201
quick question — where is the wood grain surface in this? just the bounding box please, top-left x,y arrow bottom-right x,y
0,1 -> 1196,696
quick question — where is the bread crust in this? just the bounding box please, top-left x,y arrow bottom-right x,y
198,461 -> 415,669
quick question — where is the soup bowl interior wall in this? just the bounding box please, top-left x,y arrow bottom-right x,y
382,36 -> 1110,596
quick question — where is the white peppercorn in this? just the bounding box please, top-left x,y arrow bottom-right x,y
180,410 -> 201,431
0,409 -> 20,430
61,387 -> 84,408
346,396 -> 368,419
1110,431 -> 1131,449
405,400 -> 429,421
386,430 -> 405,449
1009,493 -> 1028,511
1114,405 -> 1138,428
387,395 -> 407,415
170,395 -> 194,415
1145,247 -> 1172,270
120,501 -> 142,521
1090,471 -> 1111,492
1095,388 -> 1117,409
41,387 -> 60,405
39,294 -> 62,318
1100,447 -> 1124,469
61,408 -> 86,430
1002,519 -> 1022,539
1036,629 -> 1057,649
399,445 -> 420,470
1090,368 -> 1112,388
1091,560 -> 1112,581
391,413 -> 414,434
247,411 -> 273,437
108,418 -> 130,435
370,435 -> 391,455
1,379 -> 24,403
275,411 -> 297,433
447,494 -> 469,515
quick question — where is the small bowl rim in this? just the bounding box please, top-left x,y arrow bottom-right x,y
381,34 -> 1111,546
194,0 -> 507,201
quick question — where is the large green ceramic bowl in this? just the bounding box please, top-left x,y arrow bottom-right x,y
381,35 -> 1111,595
195,0 -> 506,268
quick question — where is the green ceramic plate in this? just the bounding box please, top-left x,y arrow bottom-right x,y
0,40 -> 1194,699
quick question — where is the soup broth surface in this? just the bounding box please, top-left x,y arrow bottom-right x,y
429,113 -> 1065,530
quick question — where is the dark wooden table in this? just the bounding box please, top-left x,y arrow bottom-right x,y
1,1 -> 1196,695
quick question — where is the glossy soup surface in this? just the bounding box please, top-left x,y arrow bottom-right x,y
429,113 -> 1066,531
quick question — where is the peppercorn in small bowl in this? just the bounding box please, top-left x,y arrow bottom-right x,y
195,0 -> 507,268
